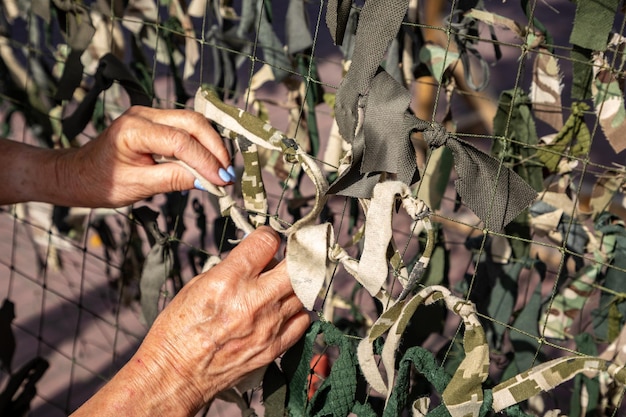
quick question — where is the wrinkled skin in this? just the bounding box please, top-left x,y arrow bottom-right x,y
61,106 -> 233,207
71,227 -> 309,417
0,106 -> 232,207
0,107 -> 309,416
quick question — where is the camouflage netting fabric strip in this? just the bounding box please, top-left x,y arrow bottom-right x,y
357,285 -> 626,417
357,286 -> 490,417
176,5 -> 626,414
325,0 -> 536,231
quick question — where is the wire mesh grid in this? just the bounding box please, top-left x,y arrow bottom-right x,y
1,0 -> 626,415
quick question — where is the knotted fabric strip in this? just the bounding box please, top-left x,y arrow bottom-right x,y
357,285 -> 489,417
422,122 -> 537,231
195,87 -> 329,236
327,0 -> 410,144
329,68 -> 536,230
327,71 -> 420,198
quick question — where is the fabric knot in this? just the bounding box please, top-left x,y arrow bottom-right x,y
424,123 -> 449,149
155,234 -> 169,247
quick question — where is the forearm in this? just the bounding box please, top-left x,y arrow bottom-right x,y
70,346 -> 205,417
0,139 -> 77,206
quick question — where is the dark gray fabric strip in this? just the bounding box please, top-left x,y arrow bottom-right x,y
423,124 -> 537,231
362,71 -> 419,185
333,0 -> 410,144
328,71 -> 421,198
326,0 -> 353,46
324,0 -> 536,230
286,0 -> 313,53
51,0 -> 96,101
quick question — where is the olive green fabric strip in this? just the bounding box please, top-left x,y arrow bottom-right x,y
571,46 -> 593,100
570,0 -> 619,52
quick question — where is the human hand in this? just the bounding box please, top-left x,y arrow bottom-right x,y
128,226 -> 310,415
58,106 -> 232,207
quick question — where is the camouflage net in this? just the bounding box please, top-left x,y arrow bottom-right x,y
2,0 -> 626,416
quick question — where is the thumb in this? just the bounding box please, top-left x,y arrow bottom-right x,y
141,163 -> 197,195
226,226 -> 281,278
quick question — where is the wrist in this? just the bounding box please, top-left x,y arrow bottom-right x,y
127,351 -> 202,416
71,344 -> 203,417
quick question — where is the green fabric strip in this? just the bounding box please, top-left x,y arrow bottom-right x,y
570,0 -> 619,52
571,46 -> 593,100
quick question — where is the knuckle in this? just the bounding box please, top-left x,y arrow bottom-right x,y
251,227 -> 280,251
123,105 -> 148,119
167,129 -> 192,156
189,110 -> 209,125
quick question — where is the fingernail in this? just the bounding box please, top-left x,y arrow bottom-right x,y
226,165 -> 236,181
194,178 -> 207,191
218,167 -> 231,182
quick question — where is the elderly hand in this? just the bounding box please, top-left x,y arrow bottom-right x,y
60,106 -> 233,207
0,106 -> 232,207
71,226 -> 310,417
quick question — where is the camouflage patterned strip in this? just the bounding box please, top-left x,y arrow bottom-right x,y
590,170 -> 625,217
194,86 -> 330,236
196,87 -> 283,150
239,140 -> 268,227
531,49 -> 564,131
357,286 -> 489,417
540,263 -> 600,339
419,44 -> 460,83
492,356 -> 626,412
152,155 -> 255,236
592,33 -> 626,154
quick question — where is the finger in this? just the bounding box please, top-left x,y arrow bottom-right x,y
120,109 -> 231,186
263,257 -> 280,272
278,292 -> 305,317
151,125 -> 229,186
260,261 -> 298,297
126,106 -> 231,167
274,312 -> 310,355
136,163 -> 198,194
225,226 -> 281,279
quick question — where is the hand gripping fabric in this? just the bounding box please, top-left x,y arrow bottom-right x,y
184,84 -> 626,417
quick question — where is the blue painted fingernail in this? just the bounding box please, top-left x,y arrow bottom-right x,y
194,178 -> 207,191
218,167 -> 231,182
226,165 -> 236,180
